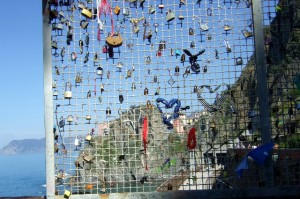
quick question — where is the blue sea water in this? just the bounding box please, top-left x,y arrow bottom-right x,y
0,153 -> 46,197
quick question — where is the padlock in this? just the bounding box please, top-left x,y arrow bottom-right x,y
123,7 -> 130,16
145,56 -> 151,64
200,23 -> 209,31
74,136 -> 81,147
175,49 -> 181,56
154,75 -> 158,83
78,2 -> 85,9
56,23 -> 64,30
85,33 -> 89,47
114,5 -> 121,15
53,90 -> 58,97
64,82 -> 72,99
223,25 -> 232,31
193,85 -> 198,93
54,143 -> 59,153
94,52 -> 98,62
180,54 -> 185,63
106,107 -> 111,116
102,45 -> 108,53
52,80 -> 57,88
117,61 -> 123,70
81,8 -> 92,19
87,90 -> 91,98
144,87 -> 148,95
79,40 -> 84,54
64,190 -> 71,198
84,51 -> 89,63
119,93 -> 124,104
146,100 -> 152,109
97,66 -> 103,76
131,82 -> 136,90
52,41 -> 58,49
80,20 -> 89,29
71,52 -> 77,61
100,84 -> 104,93
126,70 -> 132,78
59,116 -> 65,129
189,28 -> 194,35
158,40 -> 166,51
156,51 -> 162,57
86,115 -> 91,121
67,115 -> 73,123
166,10 -> 175,22
75,72 -> 82,83
207,33 -> 212,40
242,30 -> 253,38
98,96 -> 102,103
175,66 -> 180,76
203,65 -> 207,73
235,57 -> 243,65
155,87 -> 160,95
149,5 -> 155,14
224,40 -> 231,53
190,41 -> 195,48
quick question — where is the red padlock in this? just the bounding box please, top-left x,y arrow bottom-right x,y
156,51 -> 162,57
102,45 -> 108,53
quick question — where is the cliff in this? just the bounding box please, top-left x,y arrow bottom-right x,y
0,138 -> 45,155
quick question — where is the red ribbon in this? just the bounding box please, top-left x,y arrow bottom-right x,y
187,127 -> 197,150
143,116 -> 148,170
97,0 -> 114,41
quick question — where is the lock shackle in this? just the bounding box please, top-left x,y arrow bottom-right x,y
65,82 -> 72,91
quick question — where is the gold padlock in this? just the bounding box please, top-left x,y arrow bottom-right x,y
81,8 -> 92,19
114,5 -> 121,15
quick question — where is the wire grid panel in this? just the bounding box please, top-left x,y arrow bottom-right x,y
49,0 -> 258,195
262,0 -> 300,186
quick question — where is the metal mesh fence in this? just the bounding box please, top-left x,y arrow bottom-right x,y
46,0 -> 300,197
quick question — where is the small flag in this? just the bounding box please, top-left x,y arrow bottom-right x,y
235,156 -> 248,177
248,143 -> 274,165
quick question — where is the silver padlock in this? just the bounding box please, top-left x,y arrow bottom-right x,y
64,82 -> 72,99
235,57 -> 243,65
166,10 -> 175,22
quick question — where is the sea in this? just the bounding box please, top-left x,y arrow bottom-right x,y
0,153 -> 46,197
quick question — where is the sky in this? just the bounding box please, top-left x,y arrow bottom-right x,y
0,0 -> 43,147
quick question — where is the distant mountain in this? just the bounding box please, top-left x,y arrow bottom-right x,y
0,138 -> 45,154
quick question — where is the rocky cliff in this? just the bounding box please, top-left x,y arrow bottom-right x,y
0,138 -> 45,154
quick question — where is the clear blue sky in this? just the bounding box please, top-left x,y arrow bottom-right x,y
0,0 -> 43,147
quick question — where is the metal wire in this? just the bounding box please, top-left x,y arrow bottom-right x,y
47,0 -> 300,196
